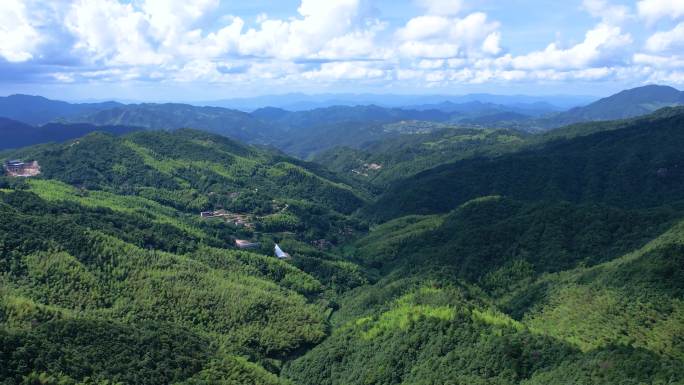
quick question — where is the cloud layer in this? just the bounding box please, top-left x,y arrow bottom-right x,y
1,0 -> 684,93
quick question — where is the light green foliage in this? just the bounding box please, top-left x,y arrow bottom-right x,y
22,251 -> 105,310
360,287 -> 457,340
0,292 -> 70,330
518,219 -> 684,359
28,179 -> 206,238
471,308 -> 525,332
175,356 -> 293,385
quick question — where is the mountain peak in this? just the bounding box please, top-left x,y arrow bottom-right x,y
542,84 -> 684,127
607,84 -> 682,101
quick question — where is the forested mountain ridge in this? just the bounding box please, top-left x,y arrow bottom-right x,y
63,103 -> 275,144
283,194 -> 684,384
364,106 -> 684,221
0,128 -> 375,384
2,86 -> 682,158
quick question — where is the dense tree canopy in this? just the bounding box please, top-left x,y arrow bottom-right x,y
2,109 -> 684,384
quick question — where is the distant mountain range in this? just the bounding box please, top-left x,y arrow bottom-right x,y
1,85 -> 683,156
0,94 -> 122,126
0,117 -> 141,150
195,92 -> 596,111
403,100 -> 561,116
67,103 -> 272,143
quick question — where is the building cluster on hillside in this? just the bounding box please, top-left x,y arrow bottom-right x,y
351,162 -> 383,177
3,160 -> 41,177
200,210 -> 254,228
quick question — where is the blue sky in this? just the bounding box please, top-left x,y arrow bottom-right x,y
1,0 -> 683,101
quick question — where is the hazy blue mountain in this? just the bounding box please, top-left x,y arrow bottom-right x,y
541,85 -> 684,128
458,111 -> 532,126
0,117 -> 142,150
4,86 -> 680,158
252,105 -> 451,129
0,94 -> 122,125
67,103 -> 273,143
249,105 -> 456,157
196,93 -> 595,111
404,100 -> 558,117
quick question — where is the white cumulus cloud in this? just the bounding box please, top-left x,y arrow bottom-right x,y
637,0 -> 684,23
66,0 -> 166,66
645,22 -> 684,52
396,12 -> 501,59
237,0 -> 377,60
416,0 -> 463,16
3,0 -> 684,90
508,23 -> 632,70
583,0 -> 631,25
0,0 -> 41,62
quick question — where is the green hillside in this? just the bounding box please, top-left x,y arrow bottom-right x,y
281,194 -> 684,384
281,108 -> 684,384
0,185 -> 326,384
0,129 -> 375,384
365,107 -> 684,221
315,126 -> 528,188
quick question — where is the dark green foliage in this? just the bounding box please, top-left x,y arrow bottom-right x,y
0,319 -> 211,385
366,110 -> 684,220
354,196 -> 675,285
277,239 -> 369,293
315,126 -> 528,188
523,346 -> 684,385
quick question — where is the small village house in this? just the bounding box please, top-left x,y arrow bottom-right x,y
235,239 -> 260,249
3,160 -> 41,177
